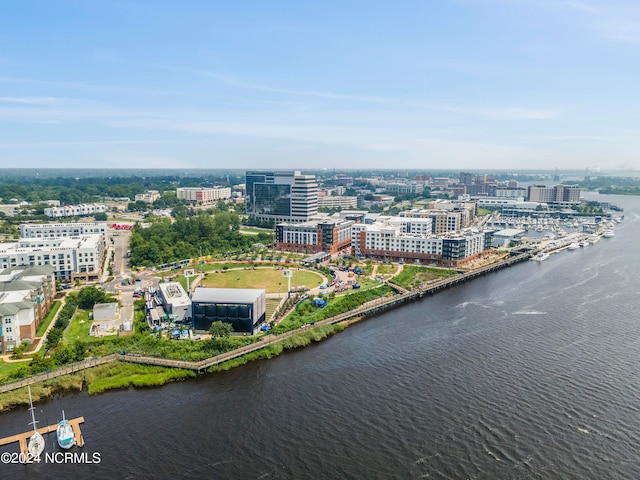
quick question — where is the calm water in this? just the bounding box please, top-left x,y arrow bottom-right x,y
1,194 -> 639,480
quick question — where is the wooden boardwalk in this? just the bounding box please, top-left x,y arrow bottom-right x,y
0,416 -> 84,458
0,252 -> 532,392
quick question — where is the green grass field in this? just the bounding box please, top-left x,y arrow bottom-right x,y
65,309 -> 92,343
0,360 -> 30,383
199,268 -> 325,293
36,300 -> 62,337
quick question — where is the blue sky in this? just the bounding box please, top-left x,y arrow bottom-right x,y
1,0 -> 639,170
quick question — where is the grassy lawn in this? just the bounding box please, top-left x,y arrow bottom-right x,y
0,360 -> 30,383
36,300 -> 62,337
391,266 -> 459,289
376,263 -> 398,275
65,309 -> 93,343
199,268 -> 325,293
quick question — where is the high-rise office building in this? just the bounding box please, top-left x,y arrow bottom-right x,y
245,171 -> 318,224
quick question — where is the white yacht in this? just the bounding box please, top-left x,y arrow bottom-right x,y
533,252 -> 550,261
602,230 -> 615,238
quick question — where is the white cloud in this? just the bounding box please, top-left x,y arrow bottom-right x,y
0,97 -> 62,105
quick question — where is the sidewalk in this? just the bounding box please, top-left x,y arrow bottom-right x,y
0,297 -> 66,362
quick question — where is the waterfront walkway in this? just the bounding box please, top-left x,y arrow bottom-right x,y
0,252 -> 530,394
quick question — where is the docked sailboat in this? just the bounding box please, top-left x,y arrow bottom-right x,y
56,410 -> 76,449
27,385 -> 45,460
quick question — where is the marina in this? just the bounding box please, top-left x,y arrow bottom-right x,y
0,417 -> 84,460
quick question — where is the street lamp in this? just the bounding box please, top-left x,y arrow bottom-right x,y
278,282 -> 281,299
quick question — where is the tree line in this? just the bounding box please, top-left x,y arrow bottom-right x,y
129,212 -> 274,267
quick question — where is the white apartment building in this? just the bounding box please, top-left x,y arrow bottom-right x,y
0,235 -> 105,281
0,265 -> 56,352
385,182 -> 424,195
317,196 -> 358,209
19,222 -> 107,239
527,184 -> 581,207
44,203 -> 107,218
353,216 -> 488,267
176,187 -> 232,204
0,300 -> 35,353
134,190 -> 161,203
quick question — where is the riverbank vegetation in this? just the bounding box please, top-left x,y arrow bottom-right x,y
0,362 -> 195,411
390,266 -> 459,289
208,323 -> 341,373
271,285 -> 394,334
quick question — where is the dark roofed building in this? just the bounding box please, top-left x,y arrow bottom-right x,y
191,288 -> 266,334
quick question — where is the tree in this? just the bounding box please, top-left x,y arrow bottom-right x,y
209,321 -> 232,338
78,286 -> 112,310
94,212 -> 108,221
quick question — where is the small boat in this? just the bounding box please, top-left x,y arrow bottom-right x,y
56,410 -> 75,449
579,241 -> 590,248
533,252 -> 550,262
27,385 -> 45,460
602,230 -> 615,238
567,243 -> 580,250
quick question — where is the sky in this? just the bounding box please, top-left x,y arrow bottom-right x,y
1,0 -> 639,171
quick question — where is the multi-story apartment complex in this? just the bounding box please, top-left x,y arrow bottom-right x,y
527,184 -> 581,207
134,190 -> 161,203
0,235 -> 105,281
176,187 -> 231,205
19,222 -> 107,239
275,219 -> 353,256
355,217 -> 490,267
0,265 -> 56,353
44,204 -> 107,218
317,196 -> 358,209
245,171 -> 318,224
399,200 -> 476,234
385,182 -> 424,195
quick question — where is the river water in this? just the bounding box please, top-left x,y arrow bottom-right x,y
1,193 -> 639,480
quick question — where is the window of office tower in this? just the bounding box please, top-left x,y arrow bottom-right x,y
254,184 -> 291,216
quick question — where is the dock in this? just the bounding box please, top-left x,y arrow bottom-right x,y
0,416 -> 84,458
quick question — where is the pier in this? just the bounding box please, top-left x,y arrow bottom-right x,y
0,252 -> 533,391
0,416 -> 84,458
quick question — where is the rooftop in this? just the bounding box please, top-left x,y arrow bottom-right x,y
191,288 -> 265,304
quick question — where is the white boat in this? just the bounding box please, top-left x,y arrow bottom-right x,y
602,230 -> 615,238
27,385 -> 45,460
533,252 -> 550,261
56,410 -> 76,449
567,243 -> 580,250
589,235 -> 601,244
579,241 -> 590,248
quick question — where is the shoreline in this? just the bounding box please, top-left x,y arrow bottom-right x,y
0,253 -> 530,413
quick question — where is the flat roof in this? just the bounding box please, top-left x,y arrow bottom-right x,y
494,228 -> 526,236
158,282 -> 191,307
191,288 -> 264,304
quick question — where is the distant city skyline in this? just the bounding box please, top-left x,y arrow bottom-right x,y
1,1 -> 639,171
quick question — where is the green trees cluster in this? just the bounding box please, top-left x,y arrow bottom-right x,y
77,286 -> 115,310
129,212 -> 274,267
45,293 -> 79,350
0,173 -> 241,205
208,321 -> 232,338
